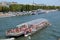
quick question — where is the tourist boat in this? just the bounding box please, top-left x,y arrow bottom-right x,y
6,18 -> 51,37
35,9 -> 46,14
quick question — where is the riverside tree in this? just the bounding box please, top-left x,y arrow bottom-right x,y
0,4 -> 60,12
0,6 -> 3,12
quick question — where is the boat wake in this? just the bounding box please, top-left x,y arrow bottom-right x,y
0,38 -> 15,40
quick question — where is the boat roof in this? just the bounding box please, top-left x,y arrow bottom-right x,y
16,18 -> 48,27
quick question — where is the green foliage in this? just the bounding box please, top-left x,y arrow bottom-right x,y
0,4 -> 60,12
0,6 -> 2,12
3,6 -> 9,12
9,4 -> 22,12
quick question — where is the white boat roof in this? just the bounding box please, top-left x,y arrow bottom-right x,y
16,18 -> 48,27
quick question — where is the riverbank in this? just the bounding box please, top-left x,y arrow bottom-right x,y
0,12 -> 15,18
0,9 -> 58,18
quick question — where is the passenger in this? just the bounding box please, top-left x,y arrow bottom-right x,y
24,28 -> 32,35
29,28 -> 32,32
7,30 -> 10,33
25,28 -> 32,33
18,28 -> 21,32
24,28 -> 29,35
7,30 -> 11,34
13,28 -> 19,33
31,25 -> 36,29
21,27 -> 26,31
13,29 -> 16,33
24,25 -> 28,28
11,29 -> 14,33
16,28 -> 19,32
21,25 -> 28,31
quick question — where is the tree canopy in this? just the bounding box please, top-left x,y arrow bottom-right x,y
0,4 -> 60,12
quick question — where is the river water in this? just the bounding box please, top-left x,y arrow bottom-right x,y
0,11 -> 60,40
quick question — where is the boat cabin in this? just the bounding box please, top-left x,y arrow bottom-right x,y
6,18 -> 50,37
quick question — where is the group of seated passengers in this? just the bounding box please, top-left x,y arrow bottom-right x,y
7,25 -> 32,33
7,22 -> 49,35
7,24 -> 41,34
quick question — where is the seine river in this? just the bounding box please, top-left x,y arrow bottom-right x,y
0,11 -> 60,40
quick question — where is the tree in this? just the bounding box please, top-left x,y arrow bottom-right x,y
9,4 -> 22,12
3,6 -> 9,12
0,6 -> 3,12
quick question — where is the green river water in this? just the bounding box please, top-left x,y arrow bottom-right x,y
0,11 -> 60,40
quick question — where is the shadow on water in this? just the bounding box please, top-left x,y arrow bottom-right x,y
6,34 -> 24,38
